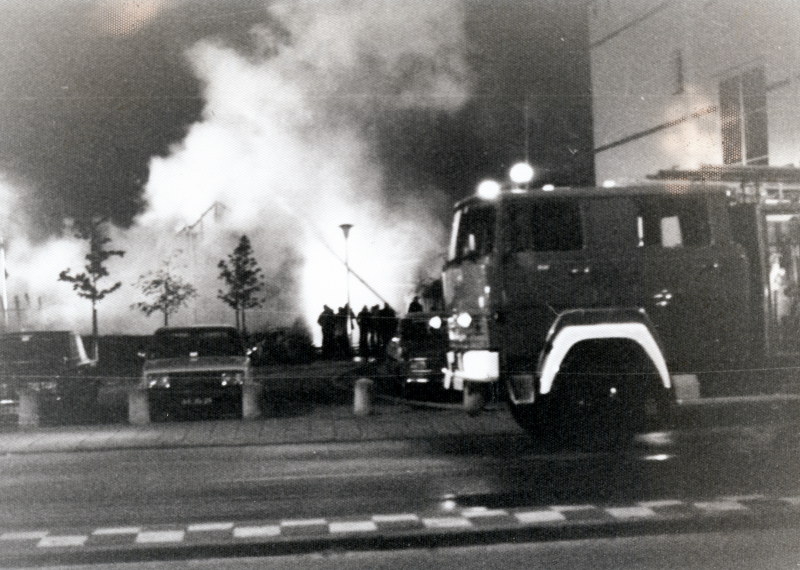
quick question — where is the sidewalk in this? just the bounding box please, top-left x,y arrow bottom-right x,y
0,361 -> 522,455
2,359 -> 799,456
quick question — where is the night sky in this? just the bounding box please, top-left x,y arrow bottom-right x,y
0,0 -> 592,241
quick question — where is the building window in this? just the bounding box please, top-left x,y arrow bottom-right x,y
719,67 -> 769,165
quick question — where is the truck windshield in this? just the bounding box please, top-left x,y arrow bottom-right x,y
447,203 -> 496,262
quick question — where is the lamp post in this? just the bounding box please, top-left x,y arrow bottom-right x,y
0,236 -> 7,331
339,224 -> 353,345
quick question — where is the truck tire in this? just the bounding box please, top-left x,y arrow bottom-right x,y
508,374 -> 671,450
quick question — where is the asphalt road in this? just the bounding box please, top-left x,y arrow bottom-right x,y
2,363 -> 799,567
1,418 -> 797,531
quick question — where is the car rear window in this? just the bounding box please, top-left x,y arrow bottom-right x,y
0,333 -> 72,364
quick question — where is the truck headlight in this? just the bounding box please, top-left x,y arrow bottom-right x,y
147,375 -> 171,389
221,372 -> 244,386
456,312 -> 473,328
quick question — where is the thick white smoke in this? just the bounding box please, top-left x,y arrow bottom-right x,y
2,0 -> 472,340
138,0 -> 472,338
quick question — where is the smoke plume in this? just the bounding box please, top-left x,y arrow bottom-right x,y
3,0 -> 472,339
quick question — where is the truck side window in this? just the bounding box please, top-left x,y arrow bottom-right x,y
504,200 -> 583,252
636,196 -> 709,248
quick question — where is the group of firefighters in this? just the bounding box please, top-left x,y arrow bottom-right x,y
318,301 -> 417,359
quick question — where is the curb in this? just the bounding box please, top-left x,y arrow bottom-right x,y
2,495 -> 799,567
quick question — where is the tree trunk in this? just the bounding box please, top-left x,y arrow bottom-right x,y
91,300 -> 99,361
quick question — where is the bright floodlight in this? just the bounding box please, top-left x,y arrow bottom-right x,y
476,179 -> 501,200
542,184 -> 555,191
602,180 -> 616,188
509,162 -> 534,185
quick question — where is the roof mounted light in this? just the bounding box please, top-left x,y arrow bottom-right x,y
509,162 -> 534,185
602,180 -> 616,188
476,179 -> 501,200
542,184 -> 555,191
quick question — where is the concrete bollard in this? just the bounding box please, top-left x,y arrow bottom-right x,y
17,386 -> 40,428
353,377 -> 374,416
672,374 -> 700,402
128,388 -> 150,425
242,382 -> 263,420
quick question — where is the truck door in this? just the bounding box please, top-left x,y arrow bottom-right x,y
500,198 -> 594,360
634,194 -> 750,372
763,208 -> 800,356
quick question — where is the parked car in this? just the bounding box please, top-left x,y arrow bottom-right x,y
385,311 -> 448,398
248,325 -> 316,366
140,325 -> 253,421
0,331 -> 99,425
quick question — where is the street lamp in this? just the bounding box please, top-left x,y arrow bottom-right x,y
339,224 -> 353,344
0,236 -> 7,330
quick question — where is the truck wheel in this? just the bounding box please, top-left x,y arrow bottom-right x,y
576,374 -> 671,449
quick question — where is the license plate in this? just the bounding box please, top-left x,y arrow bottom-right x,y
181,397 -> 213,406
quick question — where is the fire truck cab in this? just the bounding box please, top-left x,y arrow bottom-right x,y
442,170 -> 800,441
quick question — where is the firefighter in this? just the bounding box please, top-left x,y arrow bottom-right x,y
408,296 -> 423,313
356,305 -> 372,358
317,305 -> 335,359
377,303 -> 397,354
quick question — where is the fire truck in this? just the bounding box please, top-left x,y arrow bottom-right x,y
441,166 -> 800,442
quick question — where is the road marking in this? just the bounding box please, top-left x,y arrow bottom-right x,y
694,501 -> 748,512
4,493 -> 799,552
462,508 -> 510,518
606,506 -> 658,519
38,535 -> 88,548
136,530 -> 185,543
515,510 -> 566,523
372,513 -> 419,523
551,505 -> 597,512
233,525 -> 280,538
329,521 -> 378,533
187,522 -> 234,532
422,516 -> 473,529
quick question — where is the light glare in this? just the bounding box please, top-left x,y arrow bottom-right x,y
476,180 -> 501,200
509,162 -> 534,184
